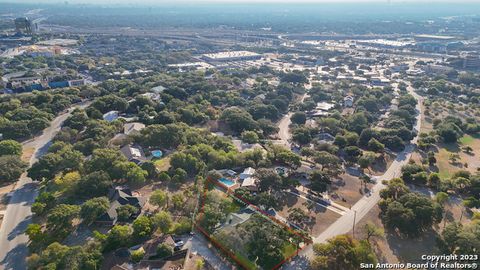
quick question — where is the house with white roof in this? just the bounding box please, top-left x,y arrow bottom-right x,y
240,167 -> 258,191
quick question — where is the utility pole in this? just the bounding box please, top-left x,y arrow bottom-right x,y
352,210 -> 357,238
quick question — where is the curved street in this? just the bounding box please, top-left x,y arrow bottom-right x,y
0,103 -> 89,270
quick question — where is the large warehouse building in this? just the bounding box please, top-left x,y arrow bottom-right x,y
202,51 -> 262,62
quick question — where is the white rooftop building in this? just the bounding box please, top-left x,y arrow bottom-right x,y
240,167 -> 256,180
103,111 -> 119,122
202,51 -> 262,62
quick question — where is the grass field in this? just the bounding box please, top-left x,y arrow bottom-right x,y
436,134 -> 480,179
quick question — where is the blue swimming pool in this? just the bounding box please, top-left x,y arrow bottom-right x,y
151,150 -> 163,158
219,178 -> 235,187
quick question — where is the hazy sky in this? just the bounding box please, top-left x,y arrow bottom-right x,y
7,0 -> 480,3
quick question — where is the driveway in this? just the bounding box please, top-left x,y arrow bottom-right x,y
180,234 -> 233,270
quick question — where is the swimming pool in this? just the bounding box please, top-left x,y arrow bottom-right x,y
151,150 -> 163,158
219,178 -> 235,187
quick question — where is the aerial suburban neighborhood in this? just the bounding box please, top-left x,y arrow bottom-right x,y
0,1 -> 480,270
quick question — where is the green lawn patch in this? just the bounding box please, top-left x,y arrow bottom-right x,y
459,135 -> 475,146
154,157 -> 171,172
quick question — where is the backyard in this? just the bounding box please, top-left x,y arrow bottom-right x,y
196,180 -> 308,270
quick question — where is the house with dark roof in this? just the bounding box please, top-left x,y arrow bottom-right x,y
97,187 -> 146,226
120,144 -> 148,164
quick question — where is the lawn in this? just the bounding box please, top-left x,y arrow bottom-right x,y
435,134 -> 480,179
154,157 -> 171,172
458,134 -> 479,145
197,180 -> 307,270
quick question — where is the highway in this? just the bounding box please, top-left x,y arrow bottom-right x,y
0,103 -> 89,270
283,81 -> 423,269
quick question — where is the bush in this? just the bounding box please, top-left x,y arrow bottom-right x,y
131,248 -> 145,263
156,243 -> 174,258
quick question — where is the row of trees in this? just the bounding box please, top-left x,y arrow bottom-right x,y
0,140 -> 27,184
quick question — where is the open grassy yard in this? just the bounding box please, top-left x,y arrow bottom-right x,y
154,156 -> 171,172
435,134 -> 480,179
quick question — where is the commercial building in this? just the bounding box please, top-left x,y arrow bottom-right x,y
356,39 -> 413,49
463,54 -> 480,70
202,51 -> 262,63
422,64 -> 454,75
390,63 -> 409,73
14,17 -> 37,35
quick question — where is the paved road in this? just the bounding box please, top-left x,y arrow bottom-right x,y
283,81 -> 423,269
0,103 -> 89,270
276,90 -> 310,148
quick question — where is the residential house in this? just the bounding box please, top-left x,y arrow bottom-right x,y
240,167 -> 258,191
344,96 -> 354,107
124,122 -> 145,136
97,187 -> 146,226
318,132 -> 335,143
120,144 -> 147,164
103,111 -> 119,122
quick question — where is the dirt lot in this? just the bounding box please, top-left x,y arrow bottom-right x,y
370,153 -> 396,176
353,191 -> 473,264
329,173 -> 373,208
277,192 -> 340,237
352,205 -> 439,264
21,146 -> 35,163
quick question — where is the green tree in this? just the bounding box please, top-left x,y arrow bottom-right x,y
131,248 -> 145,263
152,211 -> 173,233
133,216 -> 154,238
363,222 -> 384,243
150,190 -> 168,209
255,168 -> 282,192
287,207 -> 309,227
220,107 -> 258,133
46,204 -> 80,233
80,197 -> 109,225
112,161 -> 148,186
241,130 -> 259,144
309,171 -> 332,193
116,205 -> 138,222
311,235 -> 377,270
367,138 -> 384,153
0,140 -> 22,156
104,225 -> 132,251
0,155 -> 27,184
77,171 -> 112,198
291,112 -> 307,125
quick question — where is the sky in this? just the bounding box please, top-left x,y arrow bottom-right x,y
6,0 -> 480,3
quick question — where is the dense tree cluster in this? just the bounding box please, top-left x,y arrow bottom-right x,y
379,178 -> 443,236
311,235 -> 377,270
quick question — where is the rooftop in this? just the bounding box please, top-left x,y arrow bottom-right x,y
202,51 -> 260,60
